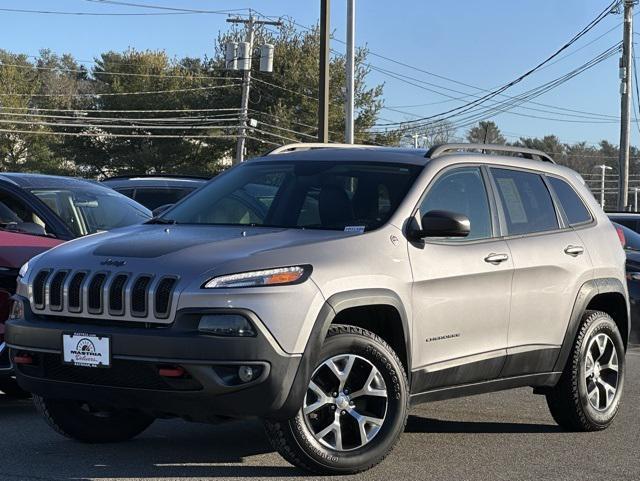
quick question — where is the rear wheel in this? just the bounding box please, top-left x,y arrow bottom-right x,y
546,310 -> 625,431
33,395 -> 154,443
264,325 -> 409,474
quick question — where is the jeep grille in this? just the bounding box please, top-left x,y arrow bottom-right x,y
29,269 -> 178,323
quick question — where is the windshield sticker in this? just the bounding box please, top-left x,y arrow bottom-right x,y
344,225 -> 366,234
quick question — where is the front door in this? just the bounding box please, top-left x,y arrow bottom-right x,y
409,166 -> 512,392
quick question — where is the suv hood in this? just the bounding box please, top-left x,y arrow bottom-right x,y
28,223 -> 352,276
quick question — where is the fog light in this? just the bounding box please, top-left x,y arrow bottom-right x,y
198,314 -> 256,337
238,365 -> 255,383
8,299 -> 24,320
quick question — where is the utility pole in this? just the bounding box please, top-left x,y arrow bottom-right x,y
227,14 -> 282,165
345,0 -> 355,144
618,0 -> 635,210
319,0 -> 330,142
595,164 -> 613,208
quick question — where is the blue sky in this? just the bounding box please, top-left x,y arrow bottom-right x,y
0,1 -> 632,145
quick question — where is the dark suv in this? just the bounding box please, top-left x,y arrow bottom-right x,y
102,175 -> 208,212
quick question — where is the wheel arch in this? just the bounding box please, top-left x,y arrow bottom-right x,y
554,278 -> 630,373
273,288 -> 411,420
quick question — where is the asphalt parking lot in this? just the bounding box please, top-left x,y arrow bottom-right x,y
1,346 -> 639,481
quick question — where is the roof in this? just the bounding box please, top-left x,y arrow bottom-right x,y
0,172 -> 106,190
101,175 -> 209,189
255,146 -> 431,165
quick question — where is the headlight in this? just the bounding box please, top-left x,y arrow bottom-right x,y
18,261 -> 29,278
203,265 -> 311,289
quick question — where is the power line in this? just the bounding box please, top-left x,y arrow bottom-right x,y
0,83 -> 239,97
81,1 -> 248,15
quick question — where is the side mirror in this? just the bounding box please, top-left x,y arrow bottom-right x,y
5,222 -> 47,237
411,210 -> 470,240
152,204 -> 174,217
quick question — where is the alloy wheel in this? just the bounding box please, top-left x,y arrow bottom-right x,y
584,333 -> 619,411
302,353 -> 388,452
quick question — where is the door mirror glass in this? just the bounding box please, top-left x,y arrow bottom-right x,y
5,221 -> 48,237
413,210 -> 470,239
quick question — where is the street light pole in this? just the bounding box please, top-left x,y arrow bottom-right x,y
635,187 -> 639,211
618,0 -> 635,210
318,0 -> 330,142
595,164 -> 613,208
345,0 -> 355,144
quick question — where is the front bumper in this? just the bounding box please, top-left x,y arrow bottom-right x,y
5,305 -> 303,421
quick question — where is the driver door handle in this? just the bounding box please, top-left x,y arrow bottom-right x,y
564,245 -> 584,257
484,253 -> 509,264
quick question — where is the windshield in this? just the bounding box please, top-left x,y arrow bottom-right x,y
30,185 -> 151,236
161,160 -> 422,231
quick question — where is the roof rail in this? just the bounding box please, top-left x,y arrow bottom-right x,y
425,143 -> 555,164
266,142 -> 378,155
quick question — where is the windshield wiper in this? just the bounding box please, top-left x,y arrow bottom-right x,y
147,217 -> 177,225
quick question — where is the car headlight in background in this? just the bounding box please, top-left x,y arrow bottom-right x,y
8,298 -> 24,320
203,265 -> 311,289
18,261 -> 29,278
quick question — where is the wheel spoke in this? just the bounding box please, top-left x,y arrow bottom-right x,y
303,381 -> 332,415
348,408 -> 384,446
597,379 -> 617,407
594,334 -> 608,361
314,413 -> 342,450
588,384 -> 600,409
326,355 -> 355,391
350,365 -> 387,399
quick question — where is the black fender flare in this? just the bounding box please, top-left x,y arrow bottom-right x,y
272,288 -> 411,420
553,277 -> 629,373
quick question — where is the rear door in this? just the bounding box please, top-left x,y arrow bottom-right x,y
409,165 -> 513,391
489,168 -> 593,377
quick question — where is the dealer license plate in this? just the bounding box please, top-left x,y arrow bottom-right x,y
62,333 -> 111,368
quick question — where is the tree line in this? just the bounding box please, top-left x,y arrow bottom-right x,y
0,22 -> 633,192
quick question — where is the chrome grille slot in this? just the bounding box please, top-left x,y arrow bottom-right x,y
87,273 -> 107,314
68,272 -> 87,312
108,274 -> 129,316
48,271 -> 68,311
154,277 -> 177,319
32,270 -> 51,309
131,275 -> 152,317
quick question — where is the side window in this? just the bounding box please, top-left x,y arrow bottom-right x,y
0,190 -> 50,235
491,168 -> 558,235
547,177 -> 592,226
419,167 -> 492,240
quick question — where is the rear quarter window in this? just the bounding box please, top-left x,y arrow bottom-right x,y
547,177 -> 592,226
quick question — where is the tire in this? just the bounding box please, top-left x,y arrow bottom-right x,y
0,377 -> 31,399
546,310 -> 625,431
264,325 -> 409,475
33,395 -> 155,443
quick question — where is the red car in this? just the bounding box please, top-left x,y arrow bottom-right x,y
0,173 -> 151,396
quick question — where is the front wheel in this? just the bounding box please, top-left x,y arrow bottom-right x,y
546,310 -> 625,431
264,325 -> 409,475
33,395 -> 154,443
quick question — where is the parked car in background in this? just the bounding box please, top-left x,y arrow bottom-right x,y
612,221 -> 640,344
608,212 -> 640,234
101,175 -> 208,212
0,173 -> 151,396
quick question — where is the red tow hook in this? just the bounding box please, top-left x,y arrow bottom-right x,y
14,353 -> 33,365
158,365 -> 185,378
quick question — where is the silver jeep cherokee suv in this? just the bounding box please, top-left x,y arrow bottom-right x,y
6,143 -> 629,474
